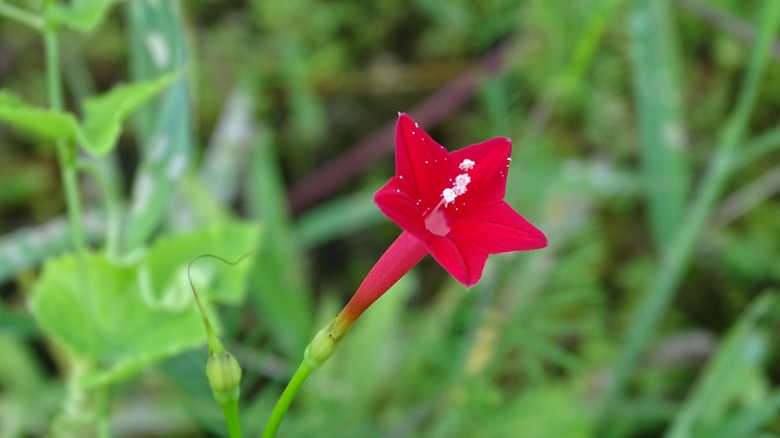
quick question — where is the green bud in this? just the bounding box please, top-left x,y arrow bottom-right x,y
303,322 -> 339,369
206,351 -> 242,404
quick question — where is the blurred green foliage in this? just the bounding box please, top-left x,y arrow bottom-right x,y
0,0 -> 779,437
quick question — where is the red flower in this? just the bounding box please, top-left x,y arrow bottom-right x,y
331,113 -> 547,337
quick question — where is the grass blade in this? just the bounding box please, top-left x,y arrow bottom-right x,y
595,1 -> 780,434
629,0 -> 689,248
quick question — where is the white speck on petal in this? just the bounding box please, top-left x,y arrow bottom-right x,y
459,159 -> 475,171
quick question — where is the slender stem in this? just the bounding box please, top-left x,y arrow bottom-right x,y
738,125 -> 780,169
595,1 -> 780,435
0,3 -> 44,30
45,23 -> 88,256
263,361 -> 315,438
221,400 -> 242,438
78,160 -> 123,258
44,7 -> 103,435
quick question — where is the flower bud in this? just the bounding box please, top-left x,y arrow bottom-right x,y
303,322 -> 339,369
206,351 -> 242,404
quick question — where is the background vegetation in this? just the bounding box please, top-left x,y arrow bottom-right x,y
0,0 -> 779,436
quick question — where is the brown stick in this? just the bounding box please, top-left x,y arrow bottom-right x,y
288,44 -> 508,213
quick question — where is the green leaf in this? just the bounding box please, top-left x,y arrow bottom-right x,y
29,220 -> 261,386
141,219 -> 262,305
665,294 -> 775,438
629,0 -> 690,249
80,72 -> 178,155
246,132 -> 313,357
0,74 -> 176,155
0,91 -> 81,142
30,251 -> 202,373
47,0 -> 124,33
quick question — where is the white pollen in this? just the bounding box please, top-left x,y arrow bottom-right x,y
454,173 -> 471,195
442,188 -> 456,204
459,159 -> 476,171
412,131 -> 415,135
441,172 -> 472,206
396,189 -> 400,193
507,157 -> 512,161
425,160 -> 429,164
399,175 -> 404,179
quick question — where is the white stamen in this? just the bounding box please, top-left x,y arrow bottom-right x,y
441,172 -> 471,205
454,173 -> 471,195
442,188 -> 456,204
459,159 -> 475,171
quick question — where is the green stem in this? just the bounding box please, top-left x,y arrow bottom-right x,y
45,22 -> 88,257
262,361 -> 315,438
78,160 -> 123,259
44,7 -> 104,436
738,125 -> 780,169
595,1 -> 780,435
0,2 -> 43,30
221,400 -> 242,438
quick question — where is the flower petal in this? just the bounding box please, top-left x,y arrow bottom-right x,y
425,234 -> 489,286
395,114 -> 449,208
447,137 -> 512,207
451,201 -> 548,253
374,177 -> 428,239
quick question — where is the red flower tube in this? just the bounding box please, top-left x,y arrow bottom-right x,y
330,113 -> 547,339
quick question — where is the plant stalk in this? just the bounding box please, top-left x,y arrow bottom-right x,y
262,361 -> 314,438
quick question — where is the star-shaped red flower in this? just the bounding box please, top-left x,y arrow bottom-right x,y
331,113 -> 547,337
374,113 -> 547,286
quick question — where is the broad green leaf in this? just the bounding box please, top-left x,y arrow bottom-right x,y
0,91 -> 81,142
29,220 -> 261,386
47,0 -> 124,33
141,219 -> 262,305
0,74 -> 175,155
80,72 -> 178,155
30,251 -> 203,374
